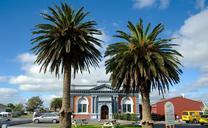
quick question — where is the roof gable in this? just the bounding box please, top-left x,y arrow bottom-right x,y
90,84 -> 116,91
152,96 -> 203,105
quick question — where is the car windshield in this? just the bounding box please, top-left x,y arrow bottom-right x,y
201,115 -> 208,118
183,112 -> 188,115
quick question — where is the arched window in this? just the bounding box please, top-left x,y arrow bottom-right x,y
77,97 -> 88,113
122,97 -> 133,113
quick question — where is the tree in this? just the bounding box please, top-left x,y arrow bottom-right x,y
105,19 -> 182,128
50,98 -> 62,112
14,103 -> 24,112
26,96 -> 43,112
203,103 -> 208,114
31,3 -> 102,128
7,103 -> 15,111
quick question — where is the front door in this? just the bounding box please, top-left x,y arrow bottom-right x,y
101,105 -> 109,120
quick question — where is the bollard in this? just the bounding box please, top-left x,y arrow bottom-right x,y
2,124 -> 7,128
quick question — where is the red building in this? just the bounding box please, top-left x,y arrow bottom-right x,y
151,96 -> 204,118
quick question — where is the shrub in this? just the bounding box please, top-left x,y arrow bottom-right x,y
113,113 -> 139,121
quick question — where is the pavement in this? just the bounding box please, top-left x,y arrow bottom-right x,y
0,118 -> 32,127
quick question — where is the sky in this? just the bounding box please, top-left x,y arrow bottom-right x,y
0,0 -> 208,107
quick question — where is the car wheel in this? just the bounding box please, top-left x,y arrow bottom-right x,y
52,119 -> 57,123
200,123 -> 204,125
34,119 -> 39,124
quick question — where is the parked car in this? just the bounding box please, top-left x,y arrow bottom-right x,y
0,112 -> 12,122
199,115 -> 208,125
182,111 -> 203,123
33,113 -> 59,123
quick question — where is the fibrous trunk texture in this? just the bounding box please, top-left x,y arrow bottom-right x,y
60,62 -> 71,128
141,91 -> 154,128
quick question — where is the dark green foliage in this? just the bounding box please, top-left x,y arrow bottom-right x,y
105,18 -> 182,94
31,2 -> 102,77
50,97 -> 62,111
113,113 -> 138,121
26,96 -> 43,112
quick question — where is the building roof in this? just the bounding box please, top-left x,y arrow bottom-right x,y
152,96 -> 203,105
0,104 -> 6,109
90,84 -> 115,91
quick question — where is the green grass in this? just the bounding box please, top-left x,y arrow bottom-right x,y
51,125 -> 141,128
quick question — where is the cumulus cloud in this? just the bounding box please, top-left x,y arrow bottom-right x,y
133,0 -> 170,9
9,53 -> 63,92
0,88 -> 22,104
149,9 -> 208,104
176,9 -> 208,67
0,76 -> 7,82
159,0 -> 170,9
9,29 -> 111,92
167,9 -> 208,103
41,94 -> 61,107
195,0 -> 206,10
133,0 -> 155,9
17,53 -> 36,63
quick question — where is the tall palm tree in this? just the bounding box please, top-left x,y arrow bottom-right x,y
105,19 -> 182,128
31,3 -> 102,128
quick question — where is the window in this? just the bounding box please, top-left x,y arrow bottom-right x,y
122,97 -> 133,113
78,97 -> 88,113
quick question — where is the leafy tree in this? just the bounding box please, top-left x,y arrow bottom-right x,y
203,103 -> 208,114
7,103 -> 15,111
31,2 -> 102,128
14,103 -> 24,113
105,19 -> 182,128
50,98 -> 62,112
26,96 -> 43,112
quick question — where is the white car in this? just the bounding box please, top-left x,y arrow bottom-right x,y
33,113 -> 59,123
0,112 -> 12,122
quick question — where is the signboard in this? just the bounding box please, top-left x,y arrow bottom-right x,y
165,102 -> 175,127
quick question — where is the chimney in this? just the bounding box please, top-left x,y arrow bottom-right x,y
181,93 -> 185,98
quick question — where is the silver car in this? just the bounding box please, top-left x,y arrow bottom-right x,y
33,113 -> 59,123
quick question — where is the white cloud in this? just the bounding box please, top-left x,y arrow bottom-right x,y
159,0 -> 170,9
195,0 -> 206,10
94,29 -> 111,43
0,76 -> 7,82
10,51 -> 109,91
41,94 -> 61,107
176,9 -> 208,67
133,0 -> 170,9
72,59 -> 110,85
17,53 -> 36,63
168,9 -> 208,103
0,88 -> 22,104
133,0 -> 155,9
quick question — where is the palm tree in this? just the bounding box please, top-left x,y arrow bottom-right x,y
105,19 -> 182,128
31,3 -> 102,128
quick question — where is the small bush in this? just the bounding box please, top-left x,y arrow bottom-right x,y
113,113 -> 139,121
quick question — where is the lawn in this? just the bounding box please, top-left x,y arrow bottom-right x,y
51,125 -> 141,128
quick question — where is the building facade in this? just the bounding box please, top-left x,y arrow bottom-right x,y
151,96 -> 204,118
71,81 -> 140,120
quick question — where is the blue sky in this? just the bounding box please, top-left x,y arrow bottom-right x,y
0,0 -> 208,107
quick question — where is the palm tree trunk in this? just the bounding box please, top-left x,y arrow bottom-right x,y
60,62 -> 71,128
141,91 -> 154,128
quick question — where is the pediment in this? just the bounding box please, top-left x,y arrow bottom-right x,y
90,84 -> 115,91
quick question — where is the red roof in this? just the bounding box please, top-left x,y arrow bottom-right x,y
152,96 -> 203,105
